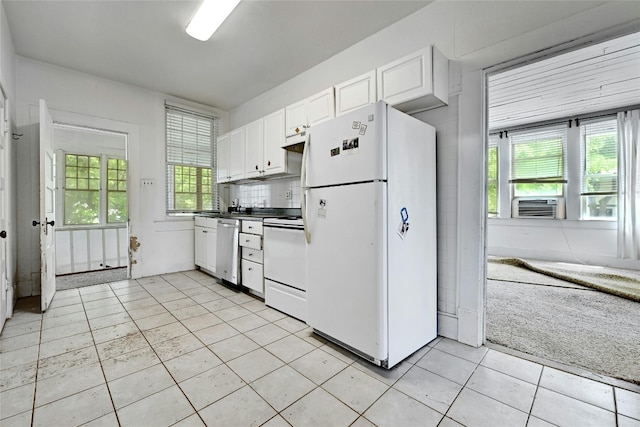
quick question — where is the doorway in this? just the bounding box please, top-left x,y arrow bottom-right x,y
52,124 -> 129,290
483,32 -> 640,384
0,89 -> 8,329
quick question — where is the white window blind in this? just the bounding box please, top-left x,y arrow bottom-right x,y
510,125 -> 567,197
165,104 -> 218,213
580,118 -> 618,219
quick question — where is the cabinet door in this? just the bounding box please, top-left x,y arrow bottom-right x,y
216,133 -> 230,183
242,259 -> 264,294
229,127 -> 245,181
195,226 -> 207,267
335,71 -> 376,116
206,229 -> 217,273
285,99 -> 307,137
307,87 -> 335,127
244,118 -> 264,178
377,47 -> 433,107
263,109 -> 287,176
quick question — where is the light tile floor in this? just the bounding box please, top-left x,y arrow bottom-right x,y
1,270 -> 639,427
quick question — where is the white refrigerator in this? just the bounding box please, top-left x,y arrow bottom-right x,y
302,101 -> 437,369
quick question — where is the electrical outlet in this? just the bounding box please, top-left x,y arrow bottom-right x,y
285,190 -> 292,200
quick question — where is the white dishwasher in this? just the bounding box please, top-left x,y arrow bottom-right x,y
263,218 -> 307,322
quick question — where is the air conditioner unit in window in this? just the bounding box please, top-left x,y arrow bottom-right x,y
512,197 -> 566,219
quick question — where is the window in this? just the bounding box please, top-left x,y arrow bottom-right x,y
64,154 -> 101,225
166,104 -> 218,213
107,158 -> 128,223
580,118 -> 617,219
63,154 -> 127,225
487,138 -> 499,217
510,126 -> 567,197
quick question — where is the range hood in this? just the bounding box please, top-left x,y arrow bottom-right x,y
281,130 -> 306,153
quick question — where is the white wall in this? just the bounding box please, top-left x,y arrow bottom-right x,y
229,1 -> 640,345
14,57 -> 229,296
1,0 -> 17,314
487,219 -> 639,269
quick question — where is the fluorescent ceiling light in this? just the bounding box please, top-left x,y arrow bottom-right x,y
186,0 -> 241,41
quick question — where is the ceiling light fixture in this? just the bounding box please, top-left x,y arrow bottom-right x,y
186,0 -> 241,41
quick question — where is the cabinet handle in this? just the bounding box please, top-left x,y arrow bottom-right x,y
202,230 -> 207,233
267,160 -> 271,166
248,268 -> 253,271
248,226 -> 253,229
255,165 -> 258,170
248,253 -> 253,256
245,239 -> 250,243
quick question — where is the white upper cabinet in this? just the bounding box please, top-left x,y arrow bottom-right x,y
244,118 -> 264,179
229,127 -> 245,181
377,45 -> 448,114
263,109 -> 287,175
335,70 -> 377,117
216,132 -> 230,183
244,109 -> 288,178
306,87 -> 335,127
284,87 -> 335,144
285,99 -> 307,138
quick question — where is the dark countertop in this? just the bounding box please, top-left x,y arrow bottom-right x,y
196,207 -> 301,221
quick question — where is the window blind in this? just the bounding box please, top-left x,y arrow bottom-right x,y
509,125 -> 567,198
165,104 -> 218,212
510,126 -> 567,185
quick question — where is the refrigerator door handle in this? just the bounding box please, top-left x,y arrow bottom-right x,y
300,132 -> 311,244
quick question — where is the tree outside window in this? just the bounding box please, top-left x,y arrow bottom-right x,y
64,154 -> 100,225
107,158 -> 128,223
581,119 -> 617,219
487,144 -> 498,217
64,153 -> 127,225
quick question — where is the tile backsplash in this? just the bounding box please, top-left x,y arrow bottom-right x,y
228,176 -> 301,209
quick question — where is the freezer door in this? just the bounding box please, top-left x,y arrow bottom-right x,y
306,102 -> 387,188
306,182 -> 387,361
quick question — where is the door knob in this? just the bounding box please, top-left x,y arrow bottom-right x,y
32,220 -> 40,226
46,219 -> 55,227
0,230 -> 6,239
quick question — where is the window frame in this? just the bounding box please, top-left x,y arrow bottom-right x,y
60,152 -> 128,227
579,117 -> 618,220
509,125 -> 568,199
165,103 -> 218,214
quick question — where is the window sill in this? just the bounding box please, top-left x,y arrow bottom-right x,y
487,217 -> 616,230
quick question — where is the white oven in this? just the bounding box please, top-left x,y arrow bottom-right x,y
263,218 -> 307,321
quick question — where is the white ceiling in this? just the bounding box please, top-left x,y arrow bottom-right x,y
3,0 -> 430,111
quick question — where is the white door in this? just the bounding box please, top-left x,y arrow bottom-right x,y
306,87 -> 335,127
306,181 -> 387,361
0,94 -> 8,329
244,118 -> 263,178
228,127 -> 245,181
306,102 -> 386,188
39,100 -> 56,312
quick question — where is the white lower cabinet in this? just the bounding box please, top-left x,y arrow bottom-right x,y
194,217 -> 217,274
239,220 -> 264,294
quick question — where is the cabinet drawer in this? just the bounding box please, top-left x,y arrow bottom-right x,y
239,233 -> 262,250
194,216 -> 207,227
242,247 -> 264,264
241,221 -> 263,235
265,279 -> 306,322
242,260 -> 264,294
205,218 -> 218,229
